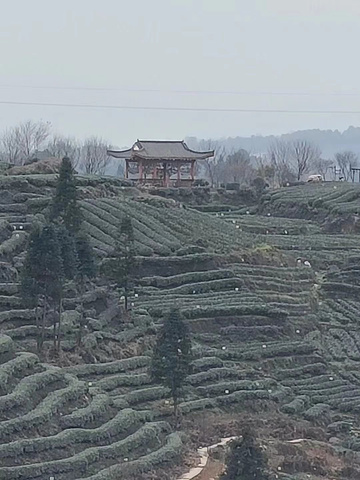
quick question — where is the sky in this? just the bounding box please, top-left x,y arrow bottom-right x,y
1,0 -> 360,147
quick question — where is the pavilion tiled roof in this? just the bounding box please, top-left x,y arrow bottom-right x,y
107,140 -> 214,160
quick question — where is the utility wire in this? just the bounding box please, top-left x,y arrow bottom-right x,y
0,100 -> 360,114
1,84 -> 360,97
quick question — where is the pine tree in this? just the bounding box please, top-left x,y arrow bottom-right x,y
220,428 -> 270,480
55,224 -> 79,352
150,307 -> 192,419
50,156 -> 81,233
110,215 -> 136,310
56,224 -> 78,280
76,233 -> 96,282
21,223 -> 64,352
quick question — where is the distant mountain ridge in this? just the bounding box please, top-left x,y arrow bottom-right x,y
186,126 -> 360,158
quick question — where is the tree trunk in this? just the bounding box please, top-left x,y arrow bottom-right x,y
53,307 -> 57,352
57,295 -> 63,353
40,299 -> 47,352
35,304 -> 41,353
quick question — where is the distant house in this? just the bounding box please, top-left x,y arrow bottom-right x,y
107,140 -> 214,187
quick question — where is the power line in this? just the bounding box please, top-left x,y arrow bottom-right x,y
1,84 -> 360,97
0,99 -> 360,114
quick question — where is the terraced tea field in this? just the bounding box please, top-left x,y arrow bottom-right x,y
1,176 -> 360,479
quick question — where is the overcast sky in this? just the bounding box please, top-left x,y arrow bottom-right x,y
1,0 -> 360,147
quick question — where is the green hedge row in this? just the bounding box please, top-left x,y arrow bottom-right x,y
0,352 -> 38,392
139,269 -> 235,288
179,389 -> 271,414
0,375 -> 87,441
60,394 -> 112,428
0,335 -> 14,355
0,366 -> 63,413
0,422 -> 172,480
113,386 -> 168,407
0,283 -> 19,295
0,232 -> 28,257
192,356 -> 224,372
187,367 -> 247,386
330,328 -> 360,360
96,373 -> 150,391
281,396 -> 310,414
82,202 -> 170,256
73,431 -> 182,480
197,378 -> 276,396
276,363 -> 327,381
65,356 -> 150,377
0,407 -> 152,458
95,198 -> 182,249
0,309 -> 36,325
304,403 -> 331,422
0,296 -> 22,308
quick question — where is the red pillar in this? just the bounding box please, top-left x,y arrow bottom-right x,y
177,163 -> 181,186
125,160 -> 129,179
138,160 -> 144,183
190,160 -> 195,182
163,162 -> 167,187
152,163 -> 158,182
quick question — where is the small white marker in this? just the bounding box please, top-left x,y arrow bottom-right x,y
225,390 -> 230,394
88,382 -> 93,387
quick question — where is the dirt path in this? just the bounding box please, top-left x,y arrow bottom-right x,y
195,458 -> 224,480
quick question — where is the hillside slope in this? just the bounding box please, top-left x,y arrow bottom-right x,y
1,177 -> 360,479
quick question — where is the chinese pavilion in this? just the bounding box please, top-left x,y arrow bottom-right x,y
107,140 -> 214,187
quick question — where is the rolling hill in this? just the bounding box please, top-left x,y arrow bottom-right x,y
1,175 -> 360,479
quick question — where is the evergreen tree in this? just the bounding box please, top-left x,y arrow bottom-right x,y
76,233 -> 96,282
150,307 -> 192,419
50,156 -> 81,233
110,215 -> 136,310
21,223 -> 64,352
56,224 -> 78,280
221,428 -> 270,480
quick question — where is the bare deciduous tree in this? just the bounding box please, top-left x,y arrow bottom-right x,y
47,135 -> 81,168
312,158 -> 333,180
80,136 -> 112,175
222,149 -> 255,184
291,140 -> 321,180
255,156 -> 276,187
0,120 -> 51,165
1,128 -> 21,164
335,151 -> 358,181
268,140 -> 294,186
198,140 -> 226,187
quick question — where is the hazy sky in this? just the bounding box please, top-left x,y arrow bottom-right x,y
1,0 -> 360,147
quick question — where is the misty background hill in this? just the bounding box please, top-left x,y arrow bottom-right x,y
186,126 -> 360,158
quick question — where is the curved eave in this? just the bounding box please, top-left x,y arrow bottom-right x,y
107,149 -> 132,159
184,146 -> 215,158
